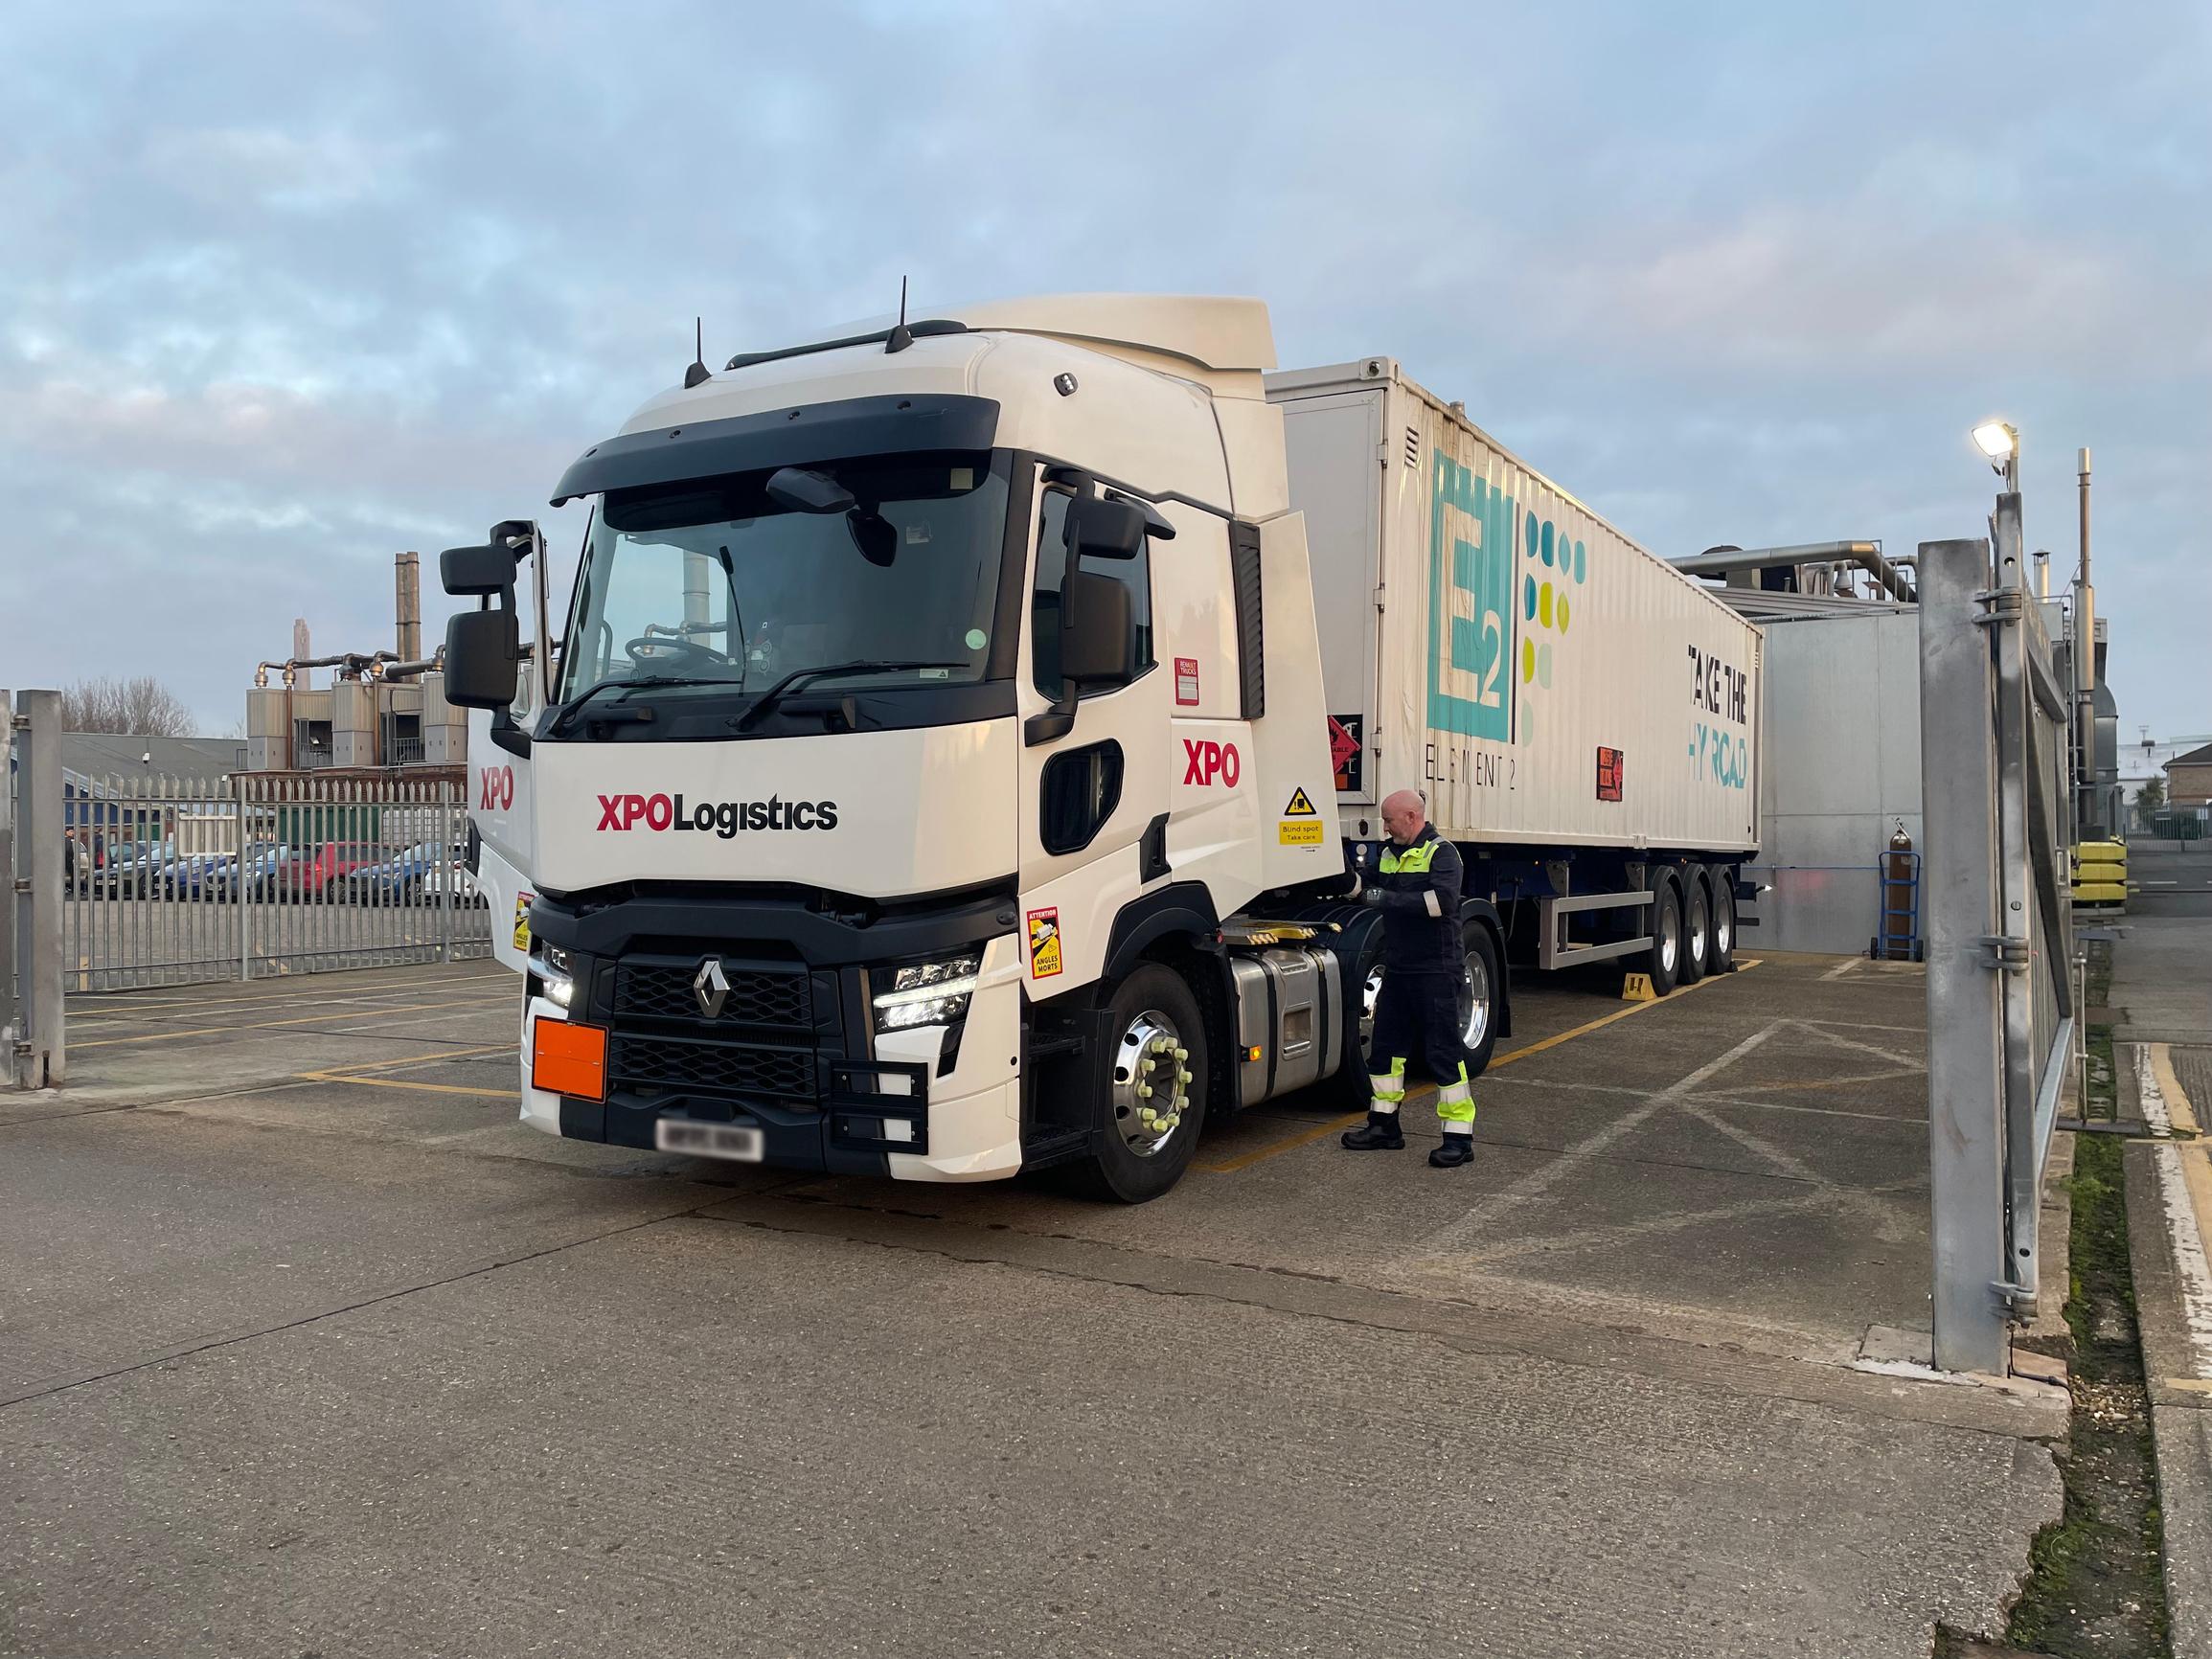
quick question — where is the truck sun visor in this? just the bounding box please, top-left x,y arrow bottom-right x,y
549,395 -> 1001,506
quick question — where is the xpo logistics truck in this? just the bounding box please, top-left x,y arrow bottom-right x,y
444,295 -> 1762,1202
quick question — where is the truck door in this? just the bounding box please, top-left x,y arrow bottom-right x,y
1014,475 -> 1175,995
466,702 -> 536,973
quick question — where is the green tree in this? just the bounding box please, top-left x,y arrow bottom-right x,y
2135,774 -> 2167,830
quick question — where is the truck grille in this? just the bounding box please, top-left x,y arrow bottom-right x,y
606,1034 -> 818,1102
613,962 -> 811,1029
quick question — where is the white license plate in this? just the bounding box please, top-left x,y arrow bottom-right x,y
654,1120 -> 764,1162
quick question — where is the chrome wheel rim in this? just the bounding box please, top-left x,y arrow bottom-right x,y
1716,897 -> 1733,956
1110,1011 -> 1189,1158
1459,949 -> 1491,1050
1660,907 -> 1679,973
1690,897 -> 1707,966
1359,965 -> 1385,1055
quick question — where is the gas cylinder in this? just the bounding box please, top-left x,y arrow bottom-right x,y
1879,820 -> 1918,961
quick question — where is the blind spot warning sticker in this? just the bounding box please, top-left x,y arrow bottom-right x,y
1279,820 -> 1326,846
513,893 -> 534,951
1283,786 -> 1318,815
1026,908 -> 1062,979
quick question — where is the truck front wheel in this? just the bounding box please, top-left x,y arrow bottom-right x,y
1070,963 -> 1209,1204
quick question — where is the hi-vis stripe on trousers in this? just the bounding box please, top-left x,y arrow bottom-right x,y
1368,970 -> 1475,1133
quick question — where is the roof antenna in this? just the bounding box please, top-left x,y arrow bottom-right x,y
684,316 -> 712,388
885,277 -> 913,354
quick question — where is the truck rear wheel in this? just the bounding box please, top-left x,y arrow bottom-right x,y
1457,921 -> 1502,1077
1679,873 -> 1712,986
1640,879 -> 1683,995
1069,964 -> 1209,1204
1710,870 -> 1738,973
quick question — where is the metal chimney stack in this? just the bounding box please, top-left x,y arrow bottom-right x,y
395,552 -> 422,674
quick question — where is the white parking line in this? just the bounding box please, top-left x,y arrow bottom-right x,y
1416,1020 -> 1786,1255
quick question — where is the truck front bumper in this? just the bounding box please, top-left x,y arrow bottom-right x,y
517,929 -> 1025,1183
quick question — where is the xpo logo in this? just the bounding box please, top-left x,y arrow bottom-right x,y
1181,739 -> 1241,787
478,765 -> 514,810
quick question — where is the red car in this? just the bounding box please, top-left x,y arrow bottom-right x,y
285,841 -> 385,899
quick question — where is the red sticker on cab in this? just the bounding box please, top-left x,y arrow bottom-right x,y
1174,657 -> 1199,706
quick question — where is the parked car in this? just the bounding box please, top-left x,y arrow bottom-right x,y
348,841 -> 461,904
100,838 -> 179,897
422,863 -> 484,906
162,850 -> 239,900
285,841 -> 384,900
225,842 -> 298,900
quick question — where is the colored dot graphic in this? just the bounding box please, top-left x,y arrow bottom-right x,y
1521,520 -> 1588,683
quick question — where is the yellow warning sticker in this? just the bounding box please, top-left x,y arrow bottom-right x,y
1283,786 -> 1318,816
1026,907 -> 1062,979
1278,820 -> 1326,846
512,893 -> 533,951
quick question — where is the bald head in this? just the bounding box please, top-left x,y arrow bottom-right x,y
1380,789 -> 1427,845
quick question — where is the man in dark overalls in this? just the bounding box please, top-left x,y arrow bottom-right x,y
1342,789 -> 1476,1168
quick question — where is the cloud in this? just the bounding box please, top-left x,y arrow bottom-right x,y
0,0 -> 2205,737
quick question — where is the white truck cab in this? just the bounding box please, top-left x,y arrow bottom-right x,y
448,297 -> 1364,1201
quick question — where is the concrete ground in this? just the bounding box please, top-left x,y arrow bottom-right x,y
2109,847 -> 2212,1653
2,952 -> 2063,1657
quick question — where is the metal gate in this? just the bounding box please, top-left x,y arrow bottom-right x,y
1919,508 -> 2079,1374
61,769 -> 490,991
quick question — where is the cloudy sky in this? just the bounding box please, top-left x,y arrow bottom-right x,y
6,2 -> 2206,741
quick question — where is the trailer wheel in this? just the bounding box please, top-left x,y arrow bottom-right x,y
1640,878 -> 1683,995
1457,921 -> 1502,1077
1069,964 -> 1209,1204
1709,869 -> 1738,973
1679,873 -> 1712,986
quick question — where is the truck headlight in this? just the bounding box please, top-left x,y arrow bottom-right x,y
536,942 -> 576,1010
872,953 -> 981,1032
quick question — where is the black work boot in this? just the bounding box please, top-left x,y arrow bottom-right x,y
1341,1110 -> 1405,1150
1428,1133 -> 1475,1169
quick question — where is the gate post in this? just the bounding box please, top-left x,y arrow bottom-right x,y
1919,538 -> 2009,1374
16,691 -> 65,1088
1,691 -> 15,1081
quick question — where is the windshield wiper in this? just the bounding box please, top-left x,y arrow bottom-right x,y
549,676 -> 734,737
731,660 -> 969,733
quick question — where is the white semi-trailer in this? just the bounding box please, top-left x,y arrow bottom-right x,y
447,296 -> 1761,1202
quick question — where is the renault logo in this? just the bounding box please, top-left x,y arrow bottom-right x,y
693,958 -> 730,1018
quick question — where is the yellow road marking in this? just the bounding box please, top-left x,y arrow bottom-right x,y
296,1073 -> 517,1100
311,1044 -> 518,1076
292,1042 -> 521,1100
69,975 -> 515,1016
72,998 -> 512,1050
1195,958 -> 1765,1174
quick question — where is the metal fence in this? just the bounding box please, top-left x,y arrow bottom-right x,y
60,770 -> 490,991
1919,510 -> 2078,1374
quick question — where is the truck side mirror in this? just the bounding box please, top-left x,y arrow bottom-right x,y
444,608 -> 524,708
441,542 -> 519,597
1060,570 -> 1136,687
1067,495 -> 1147,561
439,530 -> 529,713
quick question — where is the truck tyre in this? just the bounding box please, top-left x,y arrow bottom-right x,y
1640,878 -> 1683,996
1709,868 -> 1738,973
1070,963 -> 1209,1204
1457,920 -> 1502,1077
1325,930 -> 1388,1108
1679,872 -> 1712,986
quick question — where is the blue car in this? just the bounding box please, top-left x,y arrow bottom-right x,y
347,842 -> 452,904
162,851 -> 239,900
224,843 -> 298,901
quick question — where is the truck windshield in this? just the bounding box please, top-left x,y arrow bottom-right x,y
559,451 -> 1008,710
